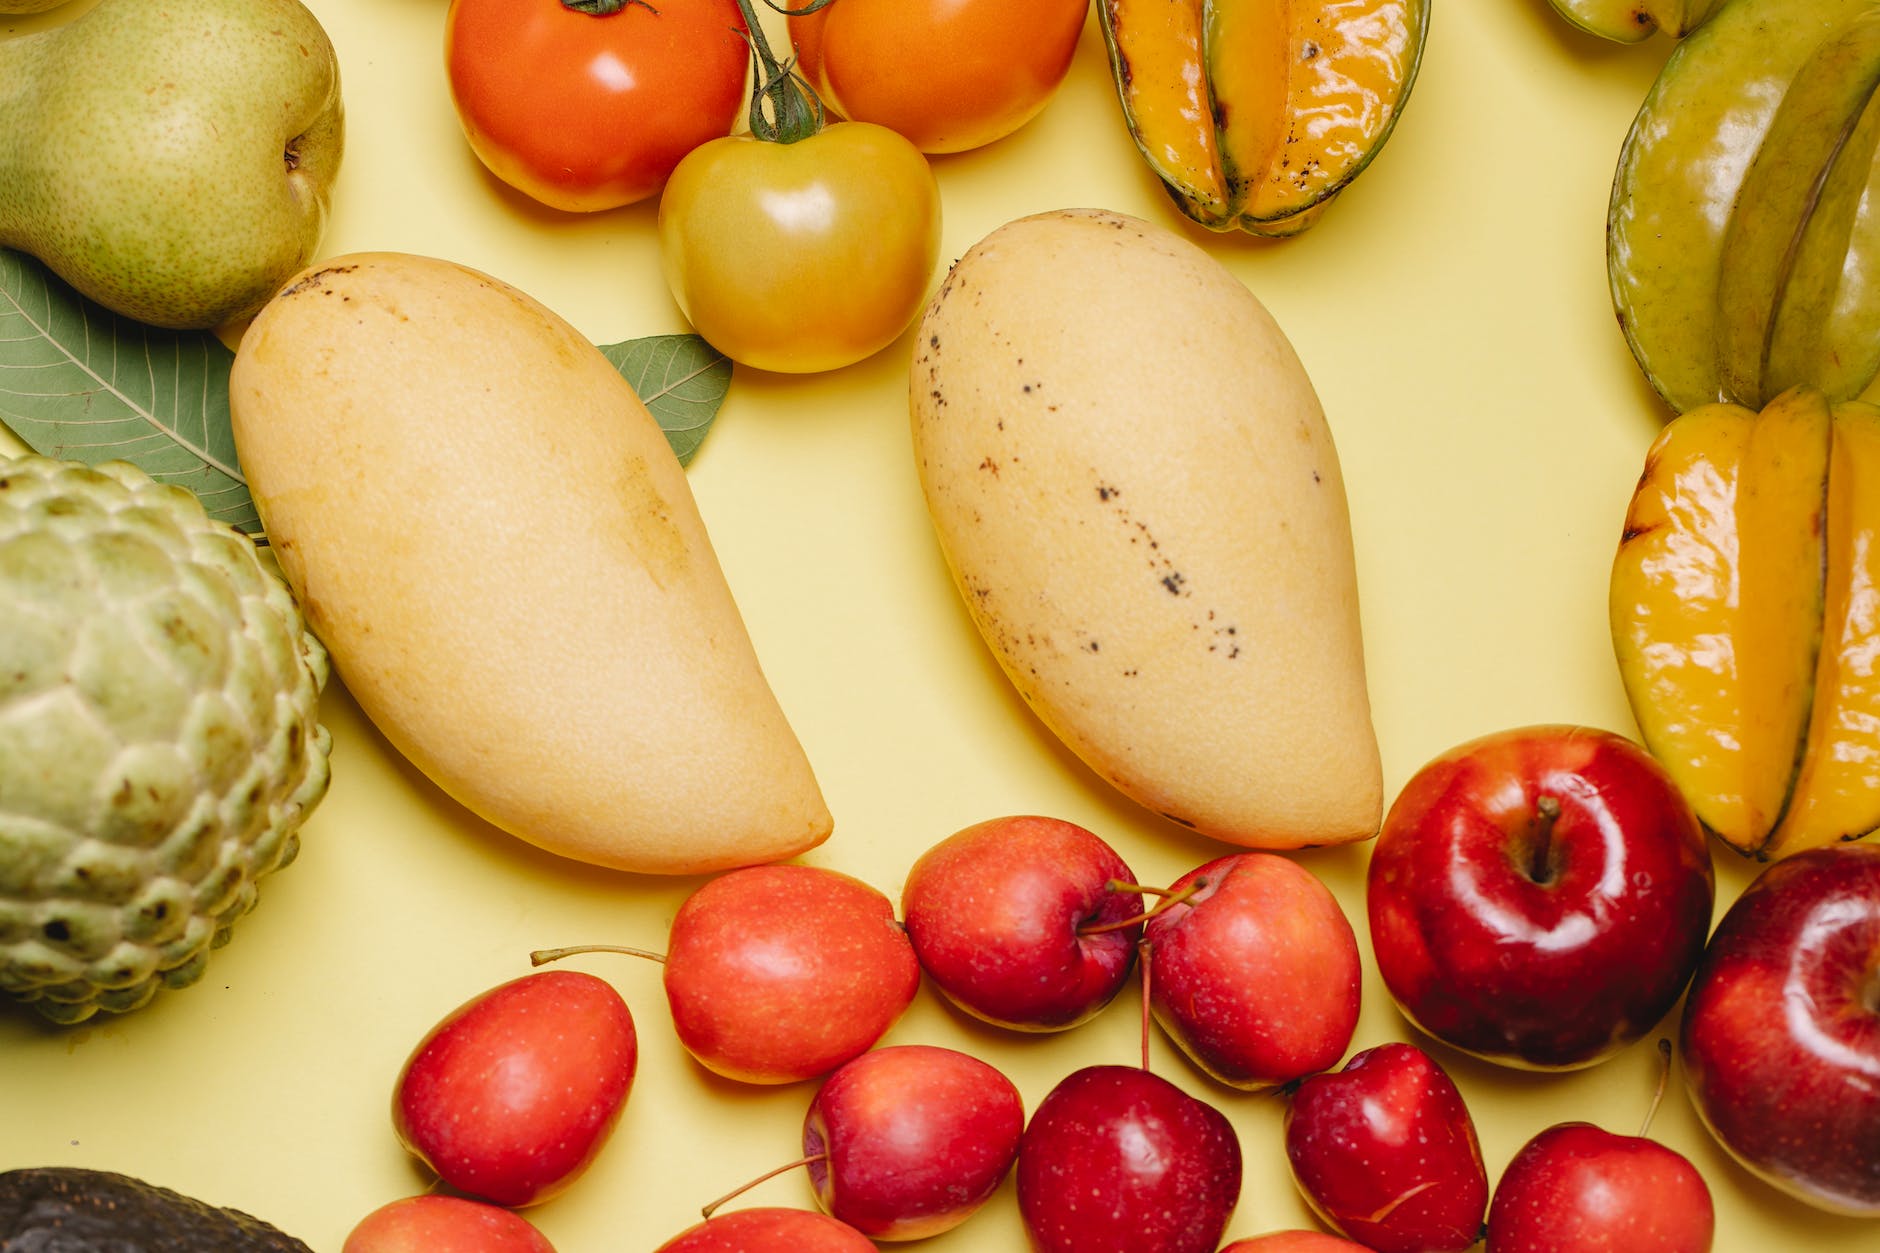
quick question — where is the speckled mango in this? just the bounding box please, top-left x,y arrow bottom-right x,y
1609,0 -> 1880,413
908,208 -> 1382,849
1095,0 -> 1428,235
1612,384 -> 1880,860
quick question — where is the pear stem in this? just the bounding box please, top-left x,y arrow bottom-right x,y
529,943 -> 667,966
1527,796 -> 1563,884
1641,1038 -> 1673,1138
699,1152 -> 826,1219
1079,877 -> 1211,936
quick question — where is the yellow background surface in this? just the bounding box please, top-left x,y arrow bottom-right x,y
3,0 -> 1874,1249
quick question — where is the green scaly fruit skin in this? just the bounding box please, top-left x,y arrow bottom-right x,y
0,0 -> 343,330
0,455 -> 332,1024
1608,0 -> 1880,414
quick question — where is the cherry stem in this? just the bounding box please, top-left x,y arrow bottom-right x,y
529,943 -> 666,966
1641,1038 -> 1673,1139
699,1152 -> 826,1219
1527,795 -> 1562,884
1078,877 -> 1211,936
1138,934 -> 1154,1072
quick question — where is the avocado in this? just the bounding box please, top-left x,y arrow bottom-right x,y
0,1167 -> 312,1251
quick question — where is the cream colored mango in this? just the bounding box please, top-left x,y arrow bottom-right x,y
229,252 -> 831,874
909,209 -> 1381,848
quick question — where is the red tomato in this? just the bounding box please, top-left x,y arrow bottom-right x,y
787,0 -> 1091,153
445,0 -> 750,211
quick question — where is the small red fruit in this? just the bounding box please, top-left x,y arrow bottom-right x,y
804,1044 -> 1025,1239
1284,1041 -> 1489,1253
342,1195 -> 558,1253
663,864 -> 921,1084
653,1207 -> 877,1251
1144,853 -> 1361,1089
901,815 -> 1144,1031
392,969 -> 637,1207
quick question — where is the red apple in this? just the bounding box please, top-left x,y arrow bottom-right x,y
664,864 -> 921,1084
1284,1041 -> 1488,1253
803,1043 -> 1025,1239
1367,724 -> 1714,1069
1144,853 -> 1361,1090
1016,1064 -> 1242,1253
1219,1234 -> 1370,1252
1484,1119 -> 1714,1252
1679,842 -> 1880,1215
654,1207 -> 878,1251
391,969 -> 637,1207
342,1195 -> 557,1253
901,815 -> 1144,1031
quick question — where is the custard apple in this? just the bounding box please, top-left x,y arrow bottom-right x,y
0,455 -> 331,1023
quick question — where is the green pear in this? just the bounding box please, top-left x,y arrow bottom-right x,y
0,1 -> 76,14
0,0 -> 343,329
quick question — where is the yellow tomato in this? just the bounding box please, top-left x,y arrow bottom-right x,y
656,121 -> 942,375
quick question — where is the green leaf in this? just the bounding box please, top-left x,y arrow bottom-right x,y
598,333 -> 731,467
0,247 -> 730,532
0,248 -> 258,532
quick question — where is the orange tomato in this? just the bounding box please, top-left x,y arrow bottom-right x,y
445,0 -> 749,212
787,0 -> 1092,153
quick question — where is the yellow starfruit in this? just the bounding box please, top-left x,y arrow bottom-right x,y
1612,384 -> 1880,859
1095,0 -> 1428,236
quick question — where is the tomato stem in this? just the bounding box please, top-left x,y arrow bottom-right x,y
727,0 -> 824,143
561,0 -> 659,14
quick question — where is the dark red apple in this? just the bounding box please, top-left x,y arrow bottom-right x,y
653,1207 -> 878,1251
1367,724 -> 1713,1069
900,815 -> 1144,1031
1143,852 -> 1361,1090
803,1043 -> 1025,1239
391,969 -> 637,1207
1484,1118 -> 1714,1251
1016,1064 -> 1241,1253
663,864 -> 920,1084
1679,842 -> 1880,1215
342,1195 -> 557,1253
1283,1041 -> 1488,1253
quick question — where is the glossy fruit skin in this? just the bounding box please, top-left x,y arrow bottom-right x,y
1483,1121 -> 1715,1253
1679,843 -> 1880,1215
657,122 -> 941,373
1367,724 -> 1714,1069
444,0 -> 747,211
1284,1042 -> 1489,1253
1016,1064 -> 1242,1253
1144,853 -> 1361,1090
653,1207 -> 878,1252
804,1044 -> 1025,1239
391,970 -> 637,1207
664,864 -> 921,1084
342,1195 -> 558,1253
1220,1235 -> 1371,1252
900,815 -> 1143,1031
786,0 -> 1087,153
